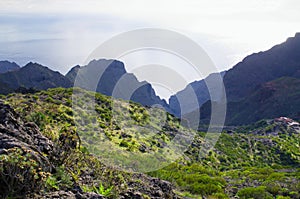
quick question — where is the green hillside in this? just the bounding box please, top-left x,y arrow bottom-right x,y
0,87 -> 300,198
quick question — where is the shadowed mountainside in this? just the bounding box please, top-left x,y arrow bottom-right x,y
66,59 -> 169,110
180,33 -> 300,126
0,60 -> 169,111
0,62 -> 72,94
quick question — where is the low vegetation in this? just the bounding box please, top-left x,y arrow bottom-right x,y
0,87 -> 299,198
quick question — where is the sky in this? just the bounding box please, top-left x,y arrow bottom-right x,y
0,0 -> 300,99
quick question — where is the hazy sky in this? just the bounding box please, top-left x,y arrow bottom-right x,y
0,0 -> 300,98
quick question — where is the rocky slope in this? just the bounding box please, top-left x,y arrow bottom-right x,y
0,100 -> 53,197
0,89 -> 181,199
0,100 -> 53,166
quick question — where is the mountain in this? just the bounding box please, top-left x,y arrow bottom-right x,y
0,62 -> 72,94
169,72 -> 225,117
221,33 -> 300,125
0,59 -> 169,111
175,33 -> 300,126
0,81 -> 14,94
224,33 -> 300,102
1,33 -> 300,125
0,61 -> 20,73
66,59 -> 169,109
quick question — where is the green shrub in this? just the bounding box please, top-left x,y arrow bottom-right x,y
265,182 -> 281,196
188,183 -> 222,195
28,112 -> 47,130
119,140 -> 130,148
211,192 -> 230,199
0,148 -> 49,198
54,125 -> 79,165
237,186 -> 273,199
93,183 -> 114,196
82,183 -> 113,196
46,175 -> 59,191
276,196 -> 291,199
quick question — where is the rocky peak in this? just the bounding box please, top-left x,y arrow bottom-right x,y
66,59 -> 169,109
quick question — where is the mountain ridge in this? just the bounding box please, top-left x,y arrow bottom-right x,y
66,59 -> 169,109
174,33 -> 300,126
0,33 -> 300,125
0,59 -> 169,111
0,62 -> 72,93
223,32 -> 300,102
